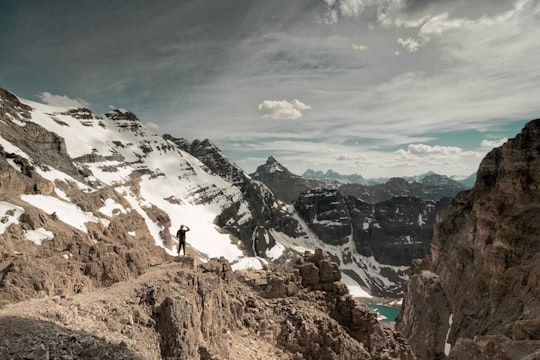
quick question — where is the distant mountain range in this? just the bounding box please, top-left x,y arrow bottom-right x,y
253,157 -> 467,205
302,168 -> 475,188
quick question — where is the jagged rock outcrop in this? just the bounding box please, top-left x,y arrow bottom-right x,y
397,119 -> 540,359
0,251 -> 413,360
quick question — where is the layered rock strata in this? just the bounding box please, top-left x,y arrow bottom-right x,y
397,119 -> 540,359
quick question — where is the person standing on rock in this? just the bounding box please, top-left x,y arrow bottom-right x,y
176,224 -> 190,256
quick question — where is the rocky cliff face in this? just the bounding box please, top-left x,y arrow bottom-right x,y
397,119 -> 540,359
0,251 -> 413,360
294,188 -> 450,297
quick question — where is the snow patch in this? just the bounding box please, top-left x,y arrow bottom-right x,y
0,137 -> 30,159
35,166 -> 95,193
24,228 -> 54,245
417,212 -> 425,226
341,272 -> 372,298
0,202 -> 24,234
20,194 -> 100,233
265,242 -> 285,260
232,257 -> 266,270
99,198 -> 128,217
444,313 -> 454,356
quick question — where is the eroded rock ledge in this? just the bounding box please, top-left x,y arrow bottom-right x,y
0,251 -> 413,360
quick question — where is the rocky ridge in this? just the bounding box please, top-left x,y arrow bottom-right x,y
396,119 -> 540,359
0,250 -> 413,360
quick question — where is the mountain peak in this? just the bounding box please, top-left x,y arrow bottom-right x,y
163,134 -> 190,152
266,155 -> 279,164
105,108 -> 140,122
262,156 -> 286,174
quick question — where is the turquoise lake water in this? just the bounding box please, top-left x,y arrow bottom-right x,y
367,304 -> 400,322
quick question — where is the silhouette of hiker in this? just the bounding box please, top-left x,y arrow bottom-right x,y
176,224 -> 190,256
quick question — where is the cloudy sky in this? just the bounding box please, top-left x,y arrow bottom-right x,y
1,0 -> 539,179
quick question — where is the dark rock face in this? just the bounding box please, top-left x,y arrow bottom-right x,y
162,134 -> 190,152
294,189 -> 353,246
105,109 -> 145,134
294,188 -> 449,266
61,108 -> 94,120
190,139 -> 247,188
350,196 -> 451,266
397,119 -> 540,360
0,88 -> 32,121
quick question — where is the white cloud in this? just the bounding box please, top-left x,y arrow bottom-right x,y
397,37 -> 422,52
339,0 -> 366,17
480,138 -> 507,149
352,44 -> 368,50
419,12 -> 464,36
37,92 -> 90,109
323,8 -> 339,24
258,99 -> 312,120
145,122 -> 160,130
399,144 -> 463,157
336,153 -> 369,161
322,0 -> 369,23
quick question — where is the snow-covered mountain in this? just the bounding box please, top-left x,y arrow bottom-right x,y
1,86 -> 312,262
